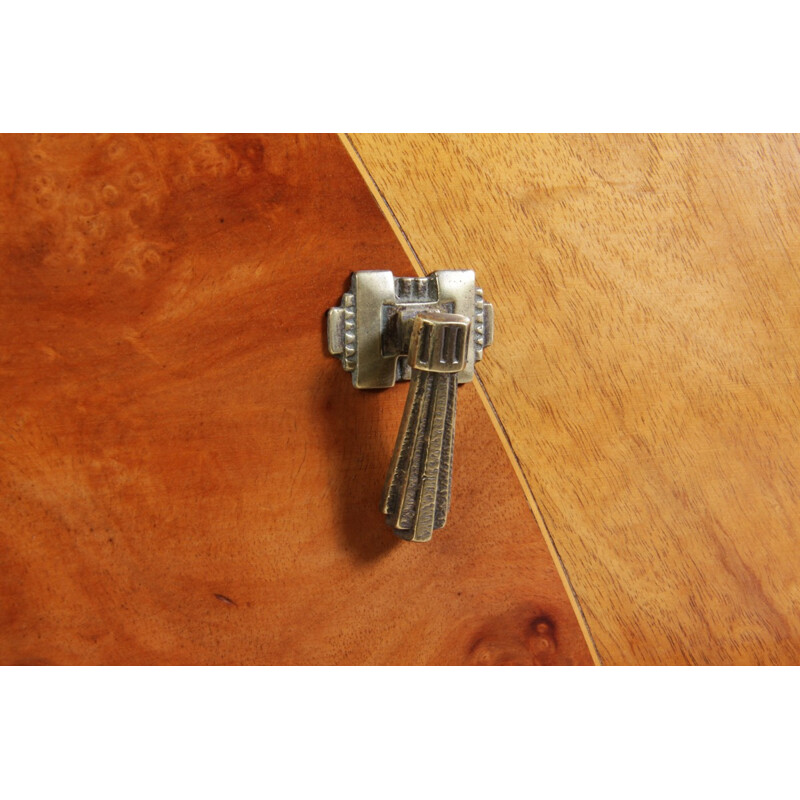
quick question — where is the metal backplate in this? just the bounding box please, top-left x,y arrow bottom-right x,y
327,270 -> 493,389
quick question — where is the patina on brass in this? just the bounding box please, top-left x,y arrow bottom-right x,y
381,313 -> 469,541
327,270 -> 493,542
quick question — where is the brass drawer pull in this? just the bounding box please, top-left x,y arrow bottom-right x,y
327,271 -> 493,542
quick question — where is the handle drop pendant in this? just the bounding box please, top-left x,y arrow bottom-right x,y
381,313 -> 468,542
326,270 -> 493,543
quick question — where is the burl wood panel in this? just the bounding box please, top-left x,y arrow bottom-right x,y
348,133 -> 800,665
0,133 -> 591,665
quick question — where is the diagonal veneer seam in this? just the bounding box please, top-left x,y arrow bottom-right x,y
339,132 -> 602,665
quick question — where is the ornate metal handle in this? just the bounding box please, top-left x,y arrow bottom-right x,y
381,312 -> 469,541
327,271 -> 493,542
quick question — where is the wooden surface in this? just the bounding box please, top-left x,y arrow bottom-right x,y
0,133 -> 591,665
348,133 -> 800,665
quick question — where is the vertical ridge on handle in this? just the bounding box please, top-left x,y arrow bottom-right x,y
434,373 -> 457,529
381,368 -> 430,533
394,371 -> 435,531
413,372 -> 456,541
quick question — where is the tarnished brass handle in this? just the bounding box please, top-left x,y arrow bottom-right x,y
327,270 -> 493,542
381,312 -> 470,542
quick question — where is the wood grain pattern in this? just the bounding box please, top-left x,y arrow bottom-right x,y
348,133 -> 800,665
0,133 -> 592,665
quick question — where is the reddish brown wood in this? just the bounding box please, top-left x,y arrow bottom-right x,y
0,134 -> 592,665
